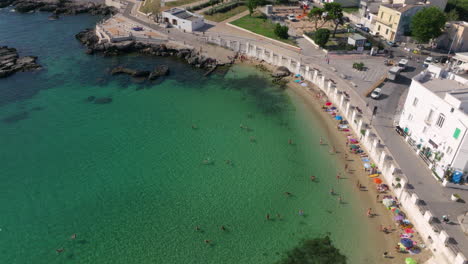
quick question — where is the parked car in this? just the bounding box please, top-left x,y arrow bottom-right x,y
423,56 -> 433,67
370,30 -> 379,37
362,27 -> 370,32
355,23 -> 364,29
386,41 -> 397,47
370,88 -> 382,99
287,14 -> 297,21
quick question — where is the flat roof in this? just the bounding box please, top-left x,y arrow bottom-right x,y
381,3 -> 422,12
418,77 -> 468,113
349,33 -> 366,41
164,8 -> 200,21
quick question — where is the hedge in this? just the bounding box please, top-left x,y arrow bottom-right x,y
204,1 -> 245,15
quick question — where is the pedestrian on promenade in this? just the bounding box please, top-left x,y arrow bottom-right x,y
345,164 -> 348,171
330,188 -> 334,195
336,173 -> 340,180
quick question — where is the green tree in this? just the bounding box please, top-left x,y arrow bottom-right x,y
410,7 -> 447,43
277,236 -> 347,264
274,23 -> 289,39
313,28 -> 330,48
324,3 -> 344,37
308,7 -> 325,30
246,0 -> 265,15
445,9 -> 459,21
445,0 -> 468,21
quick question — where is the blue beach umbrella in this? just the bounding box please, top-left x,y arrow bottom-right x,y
400,238 -> 414,248
335,115 -> 343,120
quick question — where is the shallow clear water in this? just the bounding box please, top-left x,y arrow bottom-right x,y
0,9 -> 379,263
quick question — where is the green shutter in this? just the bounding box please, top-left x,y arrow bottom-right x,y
453,128 -> 461,139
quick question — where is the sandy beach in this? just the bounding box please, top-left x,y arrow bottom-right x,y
240,59 -> 432,263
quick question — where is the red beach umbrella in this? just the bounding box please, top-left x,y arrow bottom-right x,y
373,178 -> 383,184
405,228 -> 415,234
325,102 -> 332,106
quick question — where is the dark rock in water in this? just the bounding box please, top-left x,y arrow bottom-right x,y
94,97 -> 112,104
133,70 -> 150,78
272,66 -> 290,78
87,96 -> 96,102
48,13 -> 59,20
0,46 -> 41,78
30,106 -> 44,111
111,66 -> 149,78
2,111 -> 29,123
148,65 -> 169,80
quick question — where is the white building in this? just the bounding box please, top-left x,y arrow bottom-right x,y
399,63 -> 468,179
162,8 -> 204,32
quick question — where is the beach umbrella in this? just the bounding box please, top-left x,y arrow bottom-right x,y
301,82 -> 307,87
394,215 -> 404,221
350,144 -> 359,149
295,73 -> 301,77
363,163 -> 371,169
400,238 -> 414,248
335,115 -> 343,120
405,258 -> 418,264
325,102 -> 332,106
382,198 -> 394,207
373,178 -> 383,184
331,107 -> 337,110
405,228 -> 415,234
294,79 -> 301,83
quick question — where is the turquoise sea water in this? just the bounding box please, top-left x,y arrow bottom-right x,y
0,10 -> 379,263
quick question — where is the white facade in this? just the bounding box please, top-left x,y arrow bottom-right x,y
399,64 -> 468,177
162,8 -> 204,32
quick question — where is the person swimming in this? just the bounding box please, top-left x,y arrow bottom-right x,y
56,248 -> 64,253
70,234 -> 76,240
299,210 -> 304,216
310,175 -> 316,181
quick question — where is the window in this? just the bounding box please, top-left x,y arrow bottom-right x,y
389,15 -> 392,22
422,126 -> 427,133
413,97 -> 418,107
426,109 -> 434,124
385,29 -> 389,34
454,128 -> 461,139
380,12 -> 383,18
436,114 -> 445,128
446,146 -> 453,155
378,25 -> 381,31
408,113 -> 413,121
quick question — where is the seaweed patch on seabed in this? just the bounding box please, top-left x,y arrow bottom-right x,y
224,75 -> 289,115
2,111 -> 29,124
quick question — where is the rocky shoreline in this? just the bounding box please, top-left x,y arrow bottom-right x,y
0,0 -> 116,16
0,46 -> 41,78
75,28 -> 224,70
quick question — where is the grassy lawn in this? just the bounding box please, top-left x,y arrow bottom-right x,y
204,5 -> 247,22
139,0 -> 161,14
231,15 -> 296,46
166,0 -> 201,7
342,7 -> 359,13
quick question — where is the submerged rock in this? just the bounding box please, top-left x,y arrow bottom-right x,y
110,66 -> 149,78
148,65 -> 169,80
94,97 -> 112,104
86,96 -> 96,102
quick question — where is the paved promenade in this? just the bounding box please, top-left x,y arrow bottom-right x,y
109,1 -> 468,260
